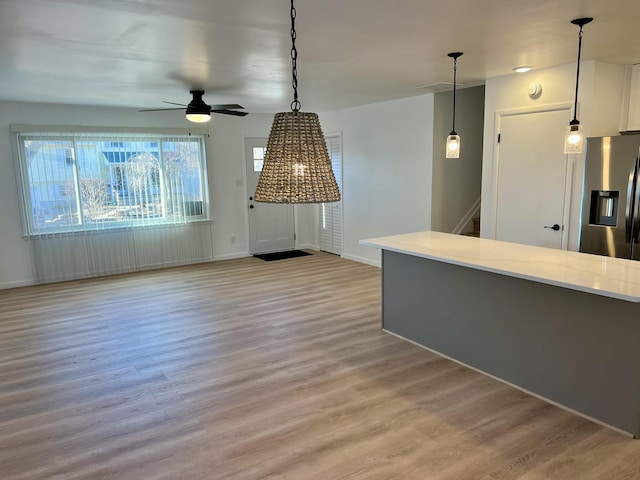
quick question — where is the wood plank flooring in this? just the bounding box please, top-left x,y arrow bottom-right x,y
1,251 -> 639,479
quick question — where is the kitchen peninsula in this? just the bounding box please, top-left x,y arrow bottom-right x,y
360,231 -> 640,437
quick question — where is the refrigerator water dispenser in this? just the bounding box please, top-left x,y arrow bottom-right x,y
589,190 -> 618,226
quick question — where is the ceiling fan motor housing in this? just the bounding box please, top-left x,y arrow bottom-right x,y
187,90 -> 211,114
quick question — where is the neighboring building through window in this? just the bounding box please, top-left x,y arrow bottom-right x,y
16,132 -> 208,234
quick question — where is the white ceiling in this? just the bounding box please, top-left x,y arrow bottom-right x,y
1,0 -> 639,114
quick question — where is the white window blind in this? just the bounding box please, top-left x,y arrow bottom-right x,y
320,134 -> 343,255
16,131 -> 208,236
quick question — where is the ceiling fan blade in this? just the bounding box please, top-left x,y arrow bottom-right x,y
212,109 -> 249,117
139,107 -> 185,112
210,104 -> 245,110
162,101 -> 188,107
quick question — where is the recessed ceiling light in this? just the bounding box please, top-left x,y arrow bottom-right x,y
514,66 -> 532,73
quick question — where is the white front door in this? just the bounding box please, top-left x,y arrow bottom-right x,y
245,138 -> 295,254
494,108 -> 571,249
320,134 -> 343,255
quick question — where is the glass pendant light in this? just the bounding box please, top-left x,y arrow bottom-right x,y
254,0 -> 340,203
564,17 -> 593,154
446,52 -> 463,158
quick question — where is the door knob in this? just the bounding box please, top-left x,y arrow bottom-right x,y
544,224 -> 561,231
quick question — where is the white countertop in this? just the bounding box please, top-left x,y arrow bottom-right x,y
360,231 -> 640,303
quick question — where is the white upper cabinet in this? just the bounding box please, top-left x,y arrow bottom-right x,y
622,64 -> 640,132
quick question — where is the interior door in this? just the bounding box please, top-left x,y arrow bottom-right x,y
495,108 -> 570,249
320,134 -> 343,255
245,138 -> 295,255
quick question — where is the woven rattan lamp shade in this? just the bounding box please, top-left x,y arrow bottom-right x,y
254,111 -> 341,203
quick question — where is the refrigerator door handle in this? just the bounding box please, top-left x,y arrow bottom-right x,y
625,158 -> 639,243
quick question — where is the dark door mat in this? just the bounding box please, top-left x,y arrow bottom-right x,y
253,250 -> 312,262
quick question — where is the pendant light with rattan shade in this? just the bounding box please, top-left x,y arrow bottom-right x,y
254,0 -> 340,204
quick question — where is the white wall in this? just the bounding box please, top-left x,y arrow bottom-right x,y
0,95 -> 435,286
320,94 -> 434,266
481,61 -> 625,251
0,101 -> 275,288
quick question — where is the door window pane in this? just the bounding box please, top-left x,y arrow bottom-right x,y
253,147 -> 265,172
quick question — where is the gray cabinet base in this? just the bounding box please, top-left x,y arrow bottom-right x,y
382,250 -> 640,437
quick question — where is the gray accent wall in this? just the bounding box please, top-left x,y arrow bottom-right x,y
431,85 -> 485,233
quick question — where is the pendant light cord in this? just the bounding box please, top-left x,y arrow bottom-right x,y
290,0 -> 301,112
447,52 -> 462,135
572,26 -> 584,123
452,56 -> 458,134
569,17 -> 593,124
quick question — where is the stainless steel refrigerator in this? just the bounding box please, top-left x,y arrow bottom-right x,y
580,134 -> 640,259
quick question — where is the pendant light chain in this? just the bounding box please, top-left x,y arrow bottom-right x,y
290,0 -> 301,112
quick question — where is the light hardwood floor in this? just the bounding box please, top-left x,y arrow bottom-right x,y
1,251 -> 640,480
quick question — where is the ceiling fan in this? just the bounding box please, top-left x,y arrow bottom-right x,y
140,90 -> 248,123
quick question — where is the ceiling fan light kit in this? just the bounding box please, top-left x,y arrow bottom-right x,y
564,17 -> 593,155
254,0 -> 340,204
184,114 -> 211,123
185,90 -> 212,123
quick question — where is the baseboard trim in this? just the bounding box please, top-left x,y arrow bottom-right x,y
0,279 -> 37,290
343,253 -> 381,268
296,243 -> 319,251
213,252 -> 250,261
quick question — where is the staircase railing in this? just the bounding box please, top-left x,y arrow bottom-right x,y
451,196 -> 481,235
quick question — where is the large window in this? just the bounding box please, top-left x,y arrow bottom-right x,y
15,132 -> 208,234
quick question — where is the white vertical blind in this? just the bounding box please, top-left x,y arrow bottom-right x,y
320,134 -> 343,255
17,132 -> 207,235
